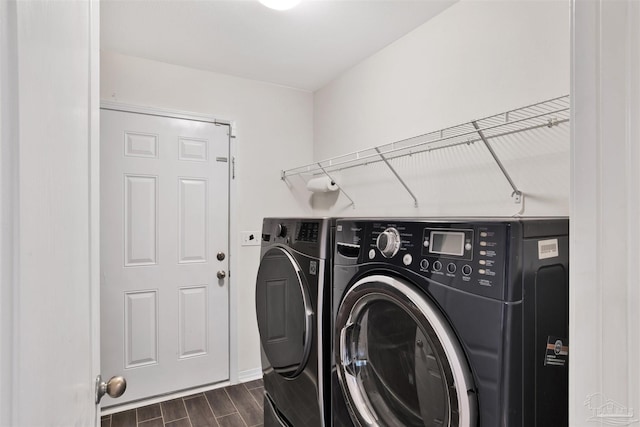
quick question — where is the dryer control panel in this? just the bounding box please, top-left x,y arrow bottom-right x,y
262,217 -> 334,260
335,219 -> 510,300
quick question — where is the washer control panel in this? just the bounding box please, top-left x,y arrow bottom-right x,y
335,219 -> 510,300
422,228 -> 473,261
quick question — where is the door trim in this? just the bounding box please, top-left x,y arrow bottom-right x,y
90,0 -> 100,423
0,0 -> 19,422
98,101 -> 240,387
100,101 -> 232,126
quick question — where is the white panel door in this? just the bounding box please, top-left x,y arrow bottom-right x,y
100,109 -> 230,406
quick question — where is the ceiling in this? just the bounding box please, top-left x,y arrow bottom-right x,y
101,0 -> 457,91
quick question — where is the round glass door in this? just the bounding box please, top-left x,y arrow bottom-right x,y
256,247 -> 312,378
335,275 -> 476,427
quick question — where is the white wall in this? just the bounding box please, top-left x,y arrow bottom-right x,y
311,0 -> 570,217
100,51 -> 314,377
571,0 -> 640,425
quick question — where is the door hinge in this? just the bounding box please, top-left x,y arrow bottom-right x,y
232,156 -> 236,179
215,121 -> 235,138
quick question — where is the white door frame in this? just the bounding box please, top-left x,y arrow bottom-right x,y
90,0 -> 100,423
2,0 -> 100,425
570,0 -> 640,423
98,101 -> 240,392
0,0 -> 19,424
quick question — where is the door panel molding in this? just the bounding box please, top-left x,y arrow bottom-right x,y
178,178 -> 208,264
124,290 -> 159,368
178,285 -> 209,359
124,174 -> 159,266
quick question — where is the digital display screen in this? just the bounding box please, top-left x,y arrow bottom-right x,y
429,231 -> 465,256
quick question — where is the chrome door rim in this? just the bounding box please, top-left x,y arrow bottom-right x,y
335,274 -> 477,427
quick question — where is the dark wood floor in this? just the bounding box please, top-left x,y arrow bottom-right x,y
101,379 -> 264,427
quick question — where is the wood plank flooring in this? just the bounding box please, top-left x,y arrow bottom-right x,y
102,379 -> 264,427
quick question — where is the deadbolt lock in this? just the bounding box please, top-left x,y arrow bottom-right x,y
217,252 -> 225,261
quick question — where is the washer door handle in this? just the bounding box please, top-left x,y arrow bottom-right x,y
340,322 -> 359,377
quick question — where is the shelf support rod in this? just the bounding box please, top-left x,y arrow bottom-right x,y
374,147 -> 419,208
472,121 -> 522,204
317,163 -> 356,209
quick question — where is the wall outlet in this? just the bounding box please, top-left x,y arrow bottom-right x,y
241,231 -> 261,246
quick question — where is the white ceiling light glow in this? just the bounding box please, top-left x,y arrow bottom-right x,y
259,0 -> 301,11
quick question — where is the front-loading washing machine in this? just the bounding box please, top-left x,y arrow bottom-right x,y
332,218 -> 569,427
256,218 -> 334,426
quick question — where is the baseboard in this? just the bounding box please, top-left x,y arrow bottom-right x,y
238,367 -> 263,383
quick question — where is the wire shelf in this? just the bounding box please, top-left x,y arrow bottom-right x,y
282,94 -> 570,208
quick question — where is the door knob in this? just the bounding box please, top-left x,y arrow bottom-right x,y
217,270 -> 226,280
95,375 -> 127,404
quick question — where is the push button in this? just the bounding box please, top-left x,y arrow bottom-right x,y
432,261 -> 442,272
403,254 -> 413,266
420,259 -> 429,270
462,265 -> 472,276
447,263 -> 456,274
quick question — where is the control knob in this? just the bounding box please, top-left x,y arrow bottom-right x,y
376,227 -> 401,258
276,224 -> 287,238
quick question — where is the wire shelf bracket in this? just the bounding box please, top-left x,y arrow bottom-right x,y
374,147 -> 419,208
471,120 -> 522,204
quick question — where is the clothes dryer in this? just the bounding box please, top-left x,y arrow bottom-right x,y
256,218 -> 334,427
332,218 -> 569,427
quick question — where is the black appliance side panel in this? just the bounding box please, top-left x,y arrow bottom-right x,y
320,224 -> 335,426
522,235 -> 569,427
